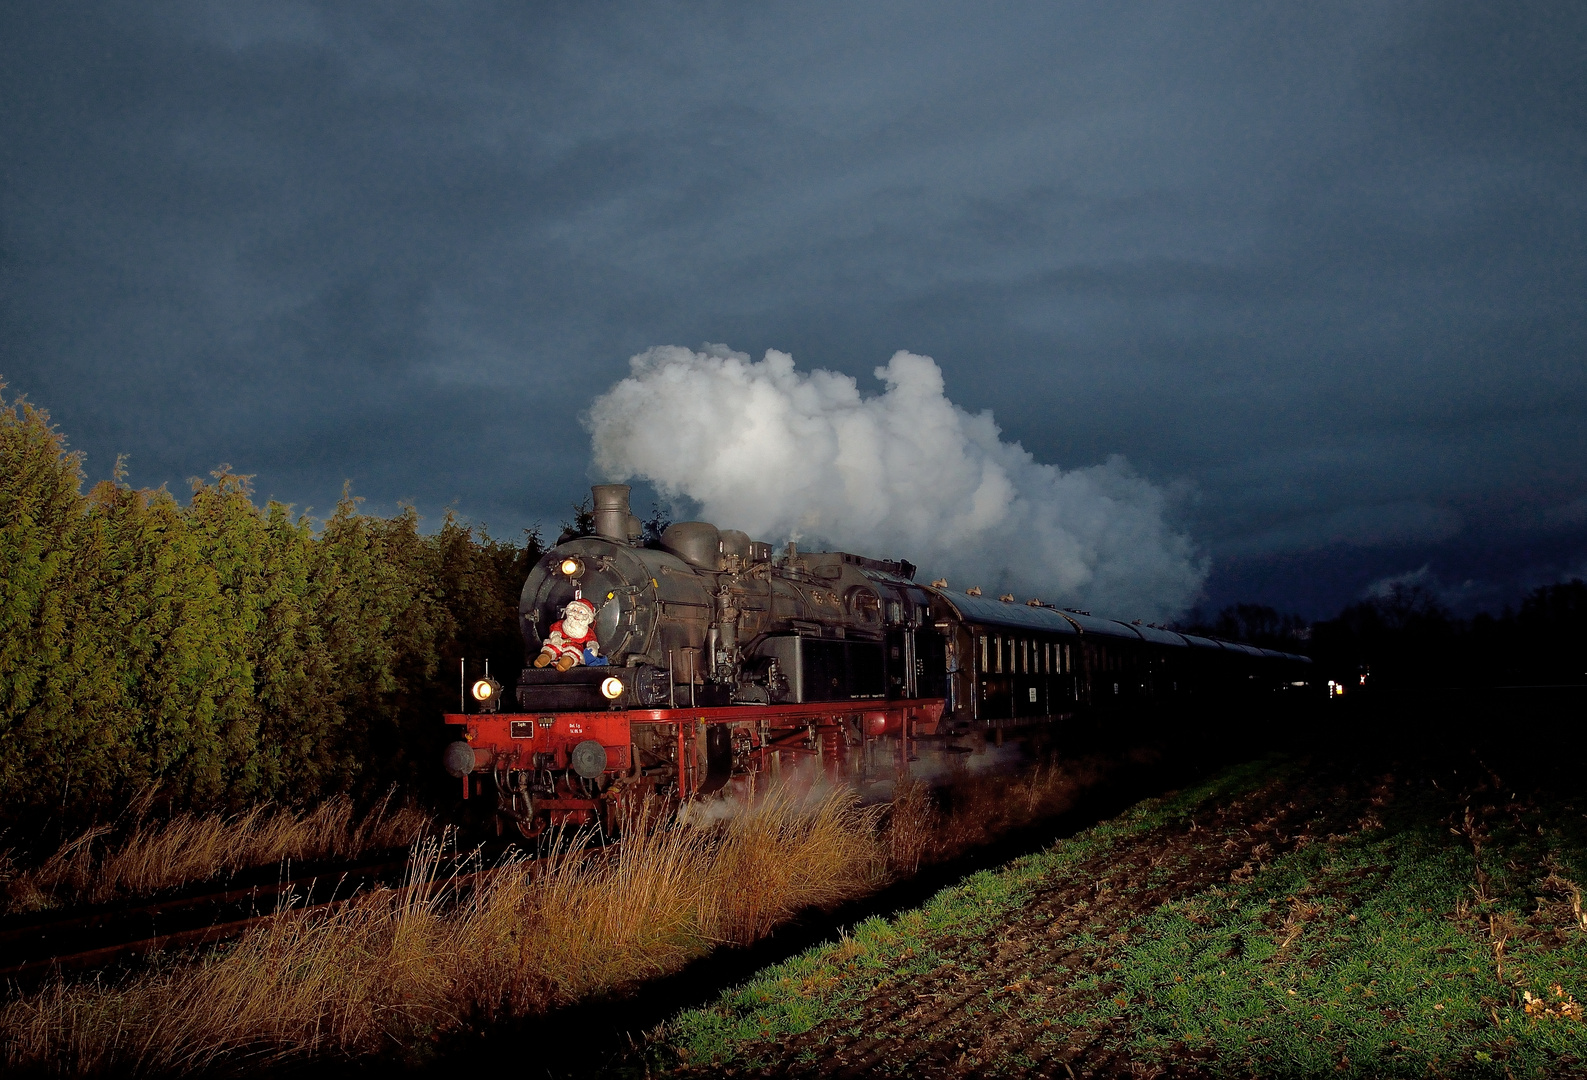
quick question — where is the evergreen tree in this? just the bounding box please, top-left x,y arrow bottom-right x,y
0,385 -> 543,833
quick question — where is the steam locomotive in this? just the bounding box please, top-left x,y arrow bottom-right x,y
444,485 -> 1310,836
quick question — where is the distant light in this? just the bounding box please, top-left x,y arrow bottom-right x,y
600,676 -> 625,700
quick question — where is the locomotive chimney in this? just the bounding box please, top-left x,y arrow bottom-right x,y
591,484 -> 634,545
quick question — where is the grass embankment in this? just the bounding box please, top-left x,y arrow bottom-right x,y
662,754 -> 1587,1078
0,755 -> 1105,1076
1,795 -> 429,913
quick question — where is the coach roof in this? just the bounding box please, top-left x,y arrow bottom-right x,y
927,589 -> 1080,636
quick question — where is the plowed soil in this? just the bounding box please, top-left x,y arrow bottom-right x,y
663,751 -> 1587,1078
689,762 -> 1366,1077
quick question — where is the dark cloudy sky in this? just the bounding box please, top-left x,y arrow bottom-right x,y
3,1 -> 1584,618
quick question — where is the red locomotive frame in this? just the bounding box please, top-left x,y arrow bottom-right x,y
446,697 -> 945,835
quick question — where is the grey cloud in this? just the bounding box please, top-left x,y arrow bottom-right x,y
2,0 -> 1583,615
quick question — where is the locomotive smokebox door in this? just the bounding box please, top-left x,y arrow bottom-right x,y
570,740 -> 608,779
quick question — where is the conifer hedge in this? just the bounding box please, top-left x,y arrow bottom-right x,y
0,388 -> 538,829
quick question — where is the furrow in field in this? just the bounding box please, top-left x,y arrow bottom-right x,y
713,766 -> 1386,1079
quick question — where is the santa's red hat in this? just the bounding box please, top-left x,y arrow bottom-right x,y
564,598 -> 597,621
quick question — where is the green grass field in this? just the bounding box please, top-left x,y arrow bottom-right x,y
655,751 -> 1587,1078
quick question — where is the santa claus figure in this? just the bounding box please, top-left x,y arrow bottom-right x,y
534,598 -> 600,671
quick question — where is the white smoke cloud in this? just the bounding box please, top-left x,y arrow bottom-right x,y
585,344 -> 1207,621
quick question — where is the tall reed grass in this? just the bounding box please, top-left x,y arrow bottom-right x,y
1,756 -> 1095,1076
2,785 -> 883,1075
2,794 -> 430,913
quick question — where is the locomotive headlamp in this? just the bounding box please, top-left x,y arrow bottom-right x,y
559,556 -> 585,579
470,675 -> 503,712
600,676 -> 625,701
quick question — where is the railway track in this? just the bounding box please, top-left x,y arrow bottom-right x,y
0,856 -> 417,989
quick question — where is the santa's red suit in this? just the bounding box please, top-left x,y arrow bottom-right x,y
535,598 -> 599,670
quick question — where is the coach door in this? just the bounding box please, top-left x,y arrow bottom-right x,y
915,624 -> 947,699
977,632 -> 1012,720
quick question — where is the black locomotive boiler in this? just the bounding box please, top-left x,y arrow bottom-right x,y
444,485 -> 1309,835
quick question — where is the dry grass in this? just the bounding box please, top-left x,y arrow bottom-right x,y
1,785 -> 884,1076
899,752 -> 1106,867
2,794 -> 430,913
0,755 -> 1095,1076
882,780 -> 939,875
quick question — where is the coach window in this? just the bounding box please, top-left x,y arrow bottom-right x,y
994,635 -> 1003,674
978,635 -> 988,675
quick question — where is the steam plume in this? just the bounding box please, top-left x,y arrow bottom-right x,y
586,345 -> 1205,621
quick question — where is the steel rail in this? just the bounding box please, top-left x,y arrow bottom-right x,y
0,856 -> 439,988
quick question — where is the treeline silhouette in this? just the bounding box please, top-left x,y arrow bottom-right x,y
1312,580 -> 1587,690
1180,583 -> 1587,691
0,389 -> 539,832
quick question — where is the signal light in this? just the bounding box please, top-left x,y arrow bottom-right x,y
600,676 -> 625,701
